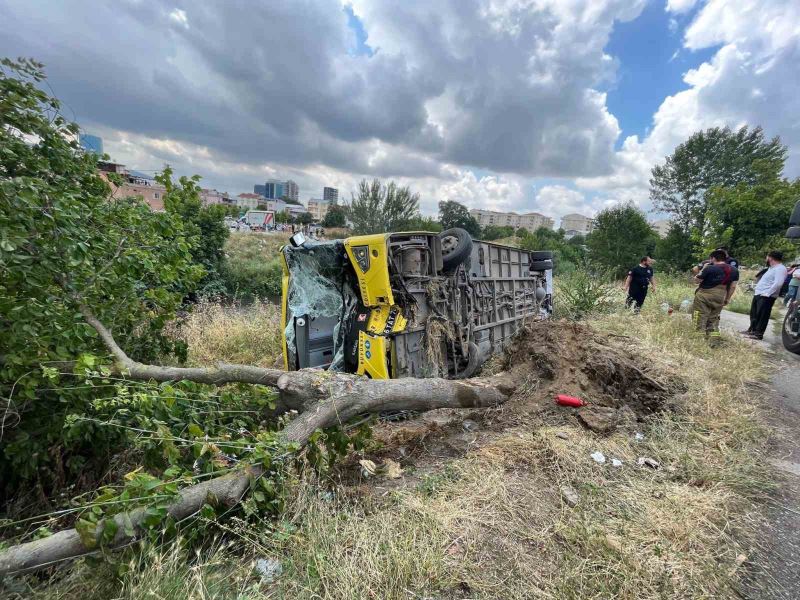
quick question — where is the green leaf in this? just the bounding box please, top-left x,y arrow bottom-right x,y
75,518 -> 98,549
187,423 -> 204,438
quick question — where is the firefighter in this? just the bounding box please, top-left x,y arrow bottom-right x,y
693,249 -> 739,345
623,256 -> 655,313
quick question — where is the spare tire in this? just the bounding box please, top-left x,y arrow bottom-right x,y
530,259 -> 553,271
439,228 -> 473,272
529,251 -> 553,260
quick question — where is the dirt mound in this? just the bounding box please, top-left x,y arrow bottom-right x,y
334,320 -> 680,490
492,319 -> 678,432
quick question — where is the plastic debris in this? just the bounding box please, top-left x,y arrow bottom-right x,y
637,456 -> 661,469
590,451 -> 606,464
462,419 -> 479,432
660,302 -> 674,315
556,431 -> 569,440
359,459 -> 377,476
556,394 -> 586,407
680,299 -> 692,313
634,432 -> 645,441
255,558 -> 283,582
611,458 -> 623,468
560,485 -> 580,507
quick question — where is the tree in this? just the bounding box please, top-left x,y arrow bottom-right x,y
704,167 -> 800,264
403,215 -> 443,232
275,210 -> 290,224
481,225 -> 515,240
322,204 -> 346,228
156,166 -> 229,290
655,223 -> 695,273
296,211 -> 314,225
0,59 -> 202,498
586,204 -> 658,277
347,179 -> 420,234
650,126 -> 787,234
438,200 -> 481,237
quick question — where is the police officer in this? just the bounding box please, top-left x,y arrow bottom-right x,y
624,256 -> 655,313
693,249 -> 739,345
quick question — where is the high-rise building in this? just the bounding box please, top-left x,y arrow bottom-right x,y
469,208 -> 554,233
79,134 -> 103,155
323,187 -> 339,204
264,179 -> 285,200
284,180 -> 299,202
254,184 -> 266,197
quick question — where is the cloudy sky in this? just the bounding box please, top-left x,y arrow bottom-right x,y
1,0 -> 798,224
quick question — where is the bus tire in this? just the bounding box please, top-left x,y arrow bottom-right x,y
530,259 -> 553,271
439,228 -> 473,273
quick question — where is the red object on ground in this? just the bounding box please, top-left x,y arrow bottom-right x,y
555,394 -> 586,407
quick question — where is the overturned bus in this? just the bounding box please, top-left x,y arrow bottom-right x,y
280,228 -> 553,380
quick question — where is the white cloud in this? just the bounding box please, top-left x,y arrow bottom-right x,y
665,0 -> 698,15
168,8 -> 188,28
579,0 -> 800,215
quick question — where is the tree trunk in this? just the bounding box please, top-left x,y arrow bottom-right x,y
0,466 -> 262,576
0,307 -> 521,576
0,371 -> 519,576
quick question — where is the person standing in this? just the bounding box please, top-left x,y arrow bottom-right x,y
741,251 -> 788,340
623,256 -> 655,313
693,250 -> 739,345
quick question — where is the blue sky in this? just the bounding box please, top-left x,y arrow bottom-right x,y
605,1 -> 717,144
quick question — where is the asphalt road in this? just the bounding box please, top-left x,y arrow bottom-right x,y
720,309 -> 800,599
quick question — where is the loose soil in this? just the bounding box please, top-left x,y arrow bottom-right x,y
332,320 -> 681,491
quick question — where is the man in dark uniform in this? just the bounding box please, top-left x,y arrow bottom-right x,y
623,256 -> 655,312
693,249 -> 739,345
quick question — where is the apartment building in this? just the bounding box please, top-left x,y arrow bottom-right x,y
307,198 -> 329,221
235,193 -> 265,210
650,219 -> 672,238
98,161 -> 166,211
469,208 -> 554,233
559,213 -> 594,237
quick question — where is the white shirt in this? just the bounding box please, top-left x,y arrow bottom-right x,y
754,263 -> 788,297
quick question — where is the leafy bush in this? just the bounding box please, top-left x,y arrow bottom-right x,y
0,59 -> 202,503
555,267 -> 617,320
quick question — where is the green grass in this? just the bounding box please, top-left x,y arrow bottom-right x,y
221,232 -> 286,300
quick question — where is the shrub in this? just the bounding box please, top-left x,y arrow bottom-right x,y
555,268 -> 617,320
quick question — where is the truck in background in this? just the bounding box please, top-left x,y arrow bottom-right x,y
245,210 -> 275,231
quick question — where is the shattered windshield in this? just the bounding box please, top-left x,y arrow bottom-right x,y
282,240 -> 358,371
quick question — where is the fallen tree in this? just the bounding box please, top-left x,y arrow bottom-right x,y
0,308 -> 520,576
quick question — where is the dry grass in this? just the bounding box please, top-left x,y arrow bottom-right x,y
172,298 -> 283,368
18,287 -> 773,599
